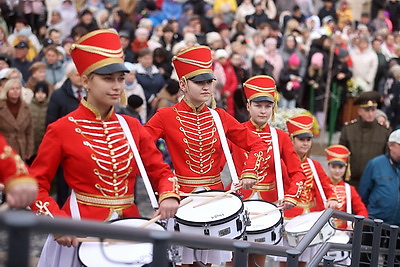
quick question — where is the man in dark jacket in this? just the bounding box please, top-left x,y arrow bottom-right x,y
339,91 -> 391,188
46,63 -> 83,207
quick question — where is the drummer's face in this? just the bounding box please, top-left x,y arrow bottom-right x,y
247,100 -> 273,126
83,71 -> 126,109
328,163 -> 346,182
181,79 -> 214,107
292,136 -> 312,158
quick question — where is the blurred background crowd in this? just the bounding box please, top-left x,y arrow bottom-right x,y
0,0 -> 399,164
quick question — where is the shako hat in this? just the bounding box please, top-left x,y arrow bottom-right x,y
325,145 -> 351,166
243,75 -> 278,103
286,114 -> 314,138
70,29 -> 128,76
172,45 -> 215,82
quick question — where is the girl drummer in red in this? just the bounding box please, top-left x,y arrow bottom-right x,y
282,113 -> 338,266
145,46 -> 268,267
29,29 -> 180,267
325,144 -> 368,229
229,75 -> 306,267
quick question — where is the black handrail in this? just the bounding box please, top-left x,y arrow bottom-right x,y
1,208 -> 400,267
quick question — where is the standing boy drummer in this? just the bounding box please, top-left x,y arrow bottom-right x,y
145,46 -> 268,267
229,75 -> 306,267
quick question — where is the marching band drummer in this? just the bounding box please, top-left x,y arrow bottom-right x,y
145,46 -> 269,267
228,75 -> 306,267
279,113 -> 338,266
325,144 -> 368,229
0,133 -> 38,208
28,29 -> 180,267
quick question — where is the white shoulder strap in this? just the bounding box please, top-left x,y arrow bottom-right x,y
345,182 -> 352,214
116,114 -> 159,209
209,109 -> 240,185
270,127 -> 284,201
344,182 -> 352,228
307,158 -> 327,203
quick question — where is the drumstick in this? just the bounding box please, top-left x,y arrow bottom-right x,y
138,197 -> 194,228
249,206 -> 283,220
76,237 -> 140,244
192,186 -> 242,208
180,193 -> 232,198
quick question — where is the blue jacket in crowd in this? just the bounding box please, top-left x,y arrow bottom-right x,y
359,154 -> 400,226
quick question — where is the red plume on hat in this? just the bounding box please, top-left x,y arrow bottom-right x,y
70,29 -> 126,76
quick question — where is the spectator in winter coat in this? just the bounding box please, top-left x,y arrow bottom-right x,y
42,45 -> 65,86
279,53 -> 302,109
135,48 -> 165,120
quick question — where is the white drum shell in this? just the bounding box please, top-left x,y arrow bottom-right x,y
285,211 -> 335,247
78,218 -> 165,267
243,200 -> 283,244
326,233 -> 351,263
174,190 -> 246,239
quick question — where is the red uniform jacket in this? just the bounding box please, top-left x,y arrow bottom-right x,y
329,179 -> 368,229
145,99 -> 268,193
29,101 -> 179,221
231,121 -> 306,205
284,158 -> 337,219
0,133 -> 36,193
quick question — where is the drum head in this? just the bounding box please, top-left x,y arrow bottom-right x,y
78,218 -> 165,267
175,190 -> 243,225
285,211 -> 323,233
244,200 -> 282,232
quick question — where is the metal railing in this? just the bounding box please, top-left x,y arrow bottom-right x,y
0,208 -> 399,267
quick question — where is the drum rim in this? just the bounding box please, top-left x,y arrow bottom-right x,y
175,189 -> 245,226
77,217 -> 164,266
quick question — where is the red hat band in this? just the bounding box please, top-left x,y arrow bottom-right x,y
286,114 -> 314,137
70,29 -> 124,76
243,75 -> 278,102
172,46 -> 213,80
325,145 -> 351,165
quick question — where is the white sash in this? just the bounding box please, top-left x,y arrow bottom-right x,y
209,109 -> 240,185
344,182 -> 352,229
117,114 -> 159,209
307,158 -> 327,203
270,127 -> 284,201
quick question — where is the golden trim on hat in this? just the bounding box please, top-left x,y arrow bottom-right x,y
325,145 -> 351,165
286,114 -> 314,137
70,29 -> 125,76
243,75 -> 279,102
359,100 -> 378,108
172,45 -> 213,80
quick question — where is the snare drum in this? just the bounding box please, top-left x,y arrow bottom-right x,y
78,217 -> 165,267
285,211 -> 335,247
243,200 -> 283,244
174,190 -> 246,239
327,232 -> 351,263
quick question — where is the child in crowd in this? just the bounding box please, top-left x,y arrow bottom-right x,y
28,81 -> 49,164
279,52 -> 302,109
303,52 -> 326,129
